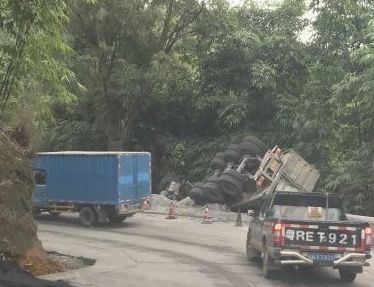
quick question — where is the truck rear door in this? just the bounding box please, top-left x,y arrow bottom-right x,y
118,153 -> 151,203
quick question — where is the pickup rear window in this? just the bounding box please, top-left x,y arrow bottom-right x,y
269,193 -> 347,221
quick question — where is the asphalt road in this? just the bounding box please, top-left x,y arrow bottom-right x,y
37,213 -> 374,287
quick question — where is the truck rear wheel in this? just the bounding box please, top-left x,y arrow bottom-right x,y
243,179 -> 256,194
79,207 -> 98,227
202,182 -> 225,204
223,149 -> 241,163
219,170 -> 245,197
339,268 -> 357,282
210,157 -> 226,170
189,184 -> 209,206
263,247 -> 276,278
240,141 -> 263,157
214,152 -> 225,159
242,136 -> 267,153
227,144 -> 242,153
246,233 -> 260,261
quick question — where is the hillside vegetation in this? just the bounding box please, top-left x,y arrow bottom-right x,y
1,0 -> 374,220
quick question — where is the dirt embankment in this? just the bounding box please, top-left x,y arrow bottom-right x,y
0,125 -> 49,271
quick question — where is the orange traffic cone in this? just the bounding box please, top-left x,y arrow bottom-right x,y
201,207 -> 213,224
166,202 -> 177,219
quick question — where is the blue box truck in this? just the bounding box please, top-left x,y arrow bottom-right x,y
32,152 -> 151,226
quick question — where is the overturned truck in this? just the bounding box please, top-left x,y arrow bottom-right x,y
189,136 -> 320,211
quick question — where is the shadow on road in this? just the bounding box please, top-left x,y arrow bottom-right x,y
250,261 -> 356,286
279,267 -> 340,284
35,213 -> 141,229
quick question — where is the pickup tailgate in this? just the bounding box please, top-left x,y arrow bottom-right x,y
281,220 -> 366,252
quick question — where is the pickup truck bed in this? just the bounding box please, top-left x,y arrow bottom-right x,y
246,191 -> 372,282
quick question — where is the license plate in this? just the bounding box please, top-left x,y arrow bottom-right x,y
284,227 -> 360,247
308,252 -> 335,263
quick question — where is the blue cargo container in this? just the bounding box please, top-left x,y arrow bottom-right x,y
32,152 -> 151,226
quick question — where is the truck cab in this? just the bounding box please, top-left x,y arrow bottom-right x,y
246,191 -> 372,281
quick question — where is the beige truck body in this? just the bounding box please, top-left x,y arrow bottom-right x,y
237,148 -> 320,209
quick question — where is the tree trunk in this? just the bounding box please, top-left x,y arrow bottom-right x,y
0,124 -> 46,263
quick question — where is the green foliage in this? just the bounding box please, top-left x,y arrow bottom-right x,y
290,0 -> 374,215
4,0 -> 374,214
326,19 -> 374,215
0,0 -> 89,147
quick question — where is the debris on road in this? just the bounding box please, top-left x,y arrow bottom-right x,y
0,261 -> 73,287
151,194 -> 172,207
176,196 -> 196,207
22,251 -> 95,276
158,175 -> 193,201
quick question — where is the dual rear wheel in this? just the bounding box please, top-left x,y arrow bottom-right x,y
189,135 -> 268,208
79,206 -> 127,226
339,268 -> 357,282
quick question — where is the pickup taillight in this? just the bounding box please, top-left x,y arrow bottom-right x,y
364,227 -> 372,251
272,222 -> 283,246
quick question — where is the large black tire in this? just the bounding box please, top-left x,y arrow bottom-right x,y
246,232 -> 261,261
79,207 -> 98,227
219,170 -> 246,197
202,177 -> 225,203
214,152 -> 225,159
243,179 -> 257,194
178,181 -> 193,200
204,182 -> 225,204
227,144 -> 242,153
189,184 -> 209,206
263,246 -> 276,278
210,157 -> 226,170
339,268 -> 357,282
223,149 -> 241,163
205,176 -> 220,184
240,141 -> 263,157
222,169 -> 246,184
242,136 -> 267,153
158,174 -> 178,192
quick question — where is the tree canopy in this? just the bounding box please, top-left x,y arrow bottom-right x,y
2,0 -> 374,215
